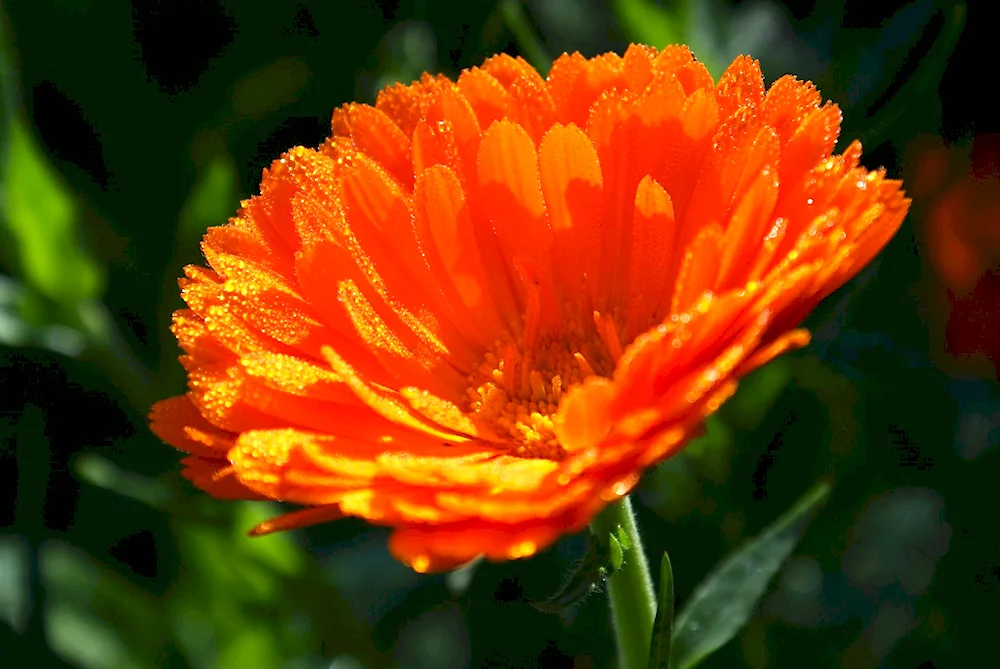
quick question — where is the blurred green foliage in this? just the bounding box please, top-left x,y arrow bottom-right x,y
1,1 -> 995,668
4,118 -> 102,304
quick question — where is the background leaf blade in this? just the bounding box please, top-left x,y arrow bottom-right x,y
669,481 -> 832,669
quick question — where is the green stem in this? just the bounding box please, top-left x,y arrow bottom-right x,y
591,496 -> 657,669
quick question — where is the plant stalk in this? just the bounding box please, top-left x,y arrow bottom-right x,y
591,496 -> 657,669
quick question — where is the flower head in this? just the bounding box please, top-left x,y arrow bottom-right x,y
911,133 -> 1000,377
151,45 -> 909,572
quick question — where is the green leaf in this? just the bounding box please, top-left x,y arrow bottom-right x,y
669,480 -> 832,669
648,551 -> 675,669
616,524 -> 632,551
0,32 -> 152,399
46,600 -> 143,669
608,532 -> 624,572
0,273 -> 96,354
0,275 -> 32,348
74,453 -> 172,509
166,502 -> 389,667
0,534 -> 29,634
613,0 -> 688,51
216,622 -> 285,669
2,118 -> 102,303
168,503 -> 307,666
178,154 -> 239,247
41,540 -> 167,669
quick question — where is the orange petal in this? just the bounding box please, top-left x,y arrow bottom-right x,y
484,54 -> 556,143
626,176 -> 676,338
373,74 -> 449,137
250,505 -> 345,535
538,123 -> 604,301
715,55 -> 765,120
780,103 -> 842,190
654,45 -> 714,96
149,396 -> 235,457
716,156 -> 781,289
553,377 -> 616,453
623,43 -> 657,93
477,119 -> 553,293
761,75 -> 822,142
670,222 -> 723,315
413,164 -> 509,338
548,51 -> 624,128
411,117 -> 461,175
323,347 -> 473,443
180,455 -> 262,500
457,67 -> 510,131
389,516 -> 584,572
344,104 -> 413,188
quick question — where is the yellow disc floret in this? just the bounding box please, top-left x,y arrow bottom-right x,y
466,310 -> 621,460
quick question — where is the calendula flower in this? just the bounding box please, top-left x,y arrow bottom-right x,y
910,134 -> 1000,377
151,45 -> 909,572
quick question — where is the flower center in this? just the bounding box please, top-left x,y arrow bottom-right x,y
465,310 -> 623,460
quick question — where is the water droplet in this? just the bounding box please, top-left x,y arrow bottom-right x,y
508,540 -> 537,559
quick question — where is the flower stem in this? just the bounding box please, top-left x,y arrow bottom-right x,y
591,496 -> 656,669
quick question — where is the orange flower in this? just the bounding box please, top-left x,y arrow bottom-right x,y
150,46 -> 909,572
911,134 -> 1000,377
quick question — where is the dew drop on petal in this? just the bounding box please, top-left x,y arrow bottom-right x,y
412,555 -> 431,573
508,540 -> 537,559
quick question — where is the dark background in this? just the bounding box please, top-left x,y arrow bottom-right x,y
1,1 -> 995,667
